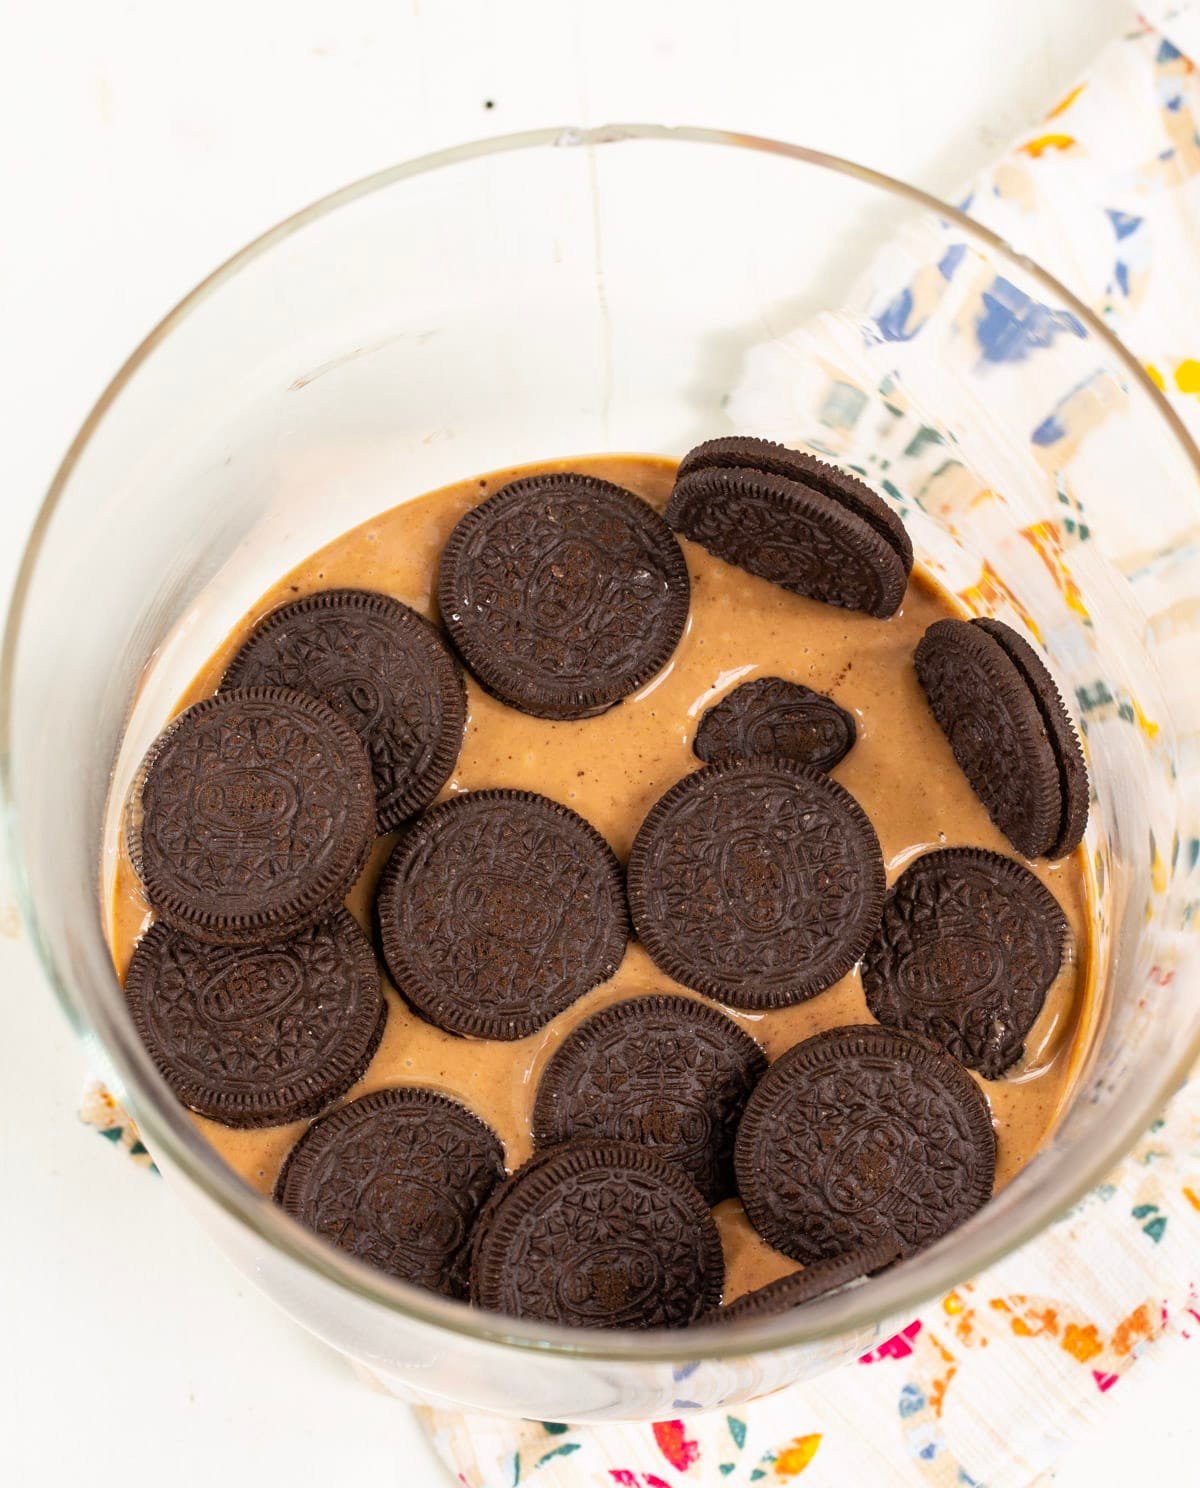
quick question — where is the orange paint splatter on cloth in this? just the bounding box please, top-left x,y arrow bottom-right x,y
957,561 -> 1044,638
1111,1302 -> 1157,1357
990,1297 -> 1060,1339
1045,83 -> 1087,121
1020,522 -> 1090,620
928,1364 -> 958,1418
924,1328 -> 957,1366
1062,1323 -> 1103,1363
1018,133 -> 1078,158
953,1310 -> 979,1346
774,1436 -> 821,1478
1027,1305 -> 1060,1337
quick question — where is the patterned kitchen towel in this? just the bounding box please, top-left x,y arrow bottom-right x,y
80,1078 -> 156,1170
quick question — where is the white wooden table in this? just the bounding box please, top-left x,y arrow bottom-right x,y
3,2 -> 1197,1483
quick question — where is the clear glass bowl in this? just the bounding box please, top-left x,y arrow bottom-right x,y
5,125 -> 1200,1422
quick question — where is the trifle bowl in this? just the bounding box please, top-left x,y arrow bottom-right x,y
4,125 -> 1199,1421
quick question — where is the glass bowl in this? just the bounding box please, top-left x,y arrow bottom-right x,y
5,124 -> 1200,1422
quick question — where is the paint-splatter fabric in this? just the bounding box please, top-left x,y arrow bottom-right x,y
79,1079 -> 157,1169
418,11 -> 1200,1486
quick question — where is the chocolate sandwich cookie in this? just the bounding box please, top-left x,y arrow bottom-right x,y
678,435 -> 913,573
972,618 -> 1089,858
438,473 -> 690,719
862,848 -> 1068,1078
221,589 -> 467,832
702,1238 -> 901,1324
531,993 -> 766,1202
666,441 -> 909,618
627,759 -> 885,1009
693,677 -> 856,772
276,1087 -> 505,1296
735,1025 -> 995,1264
135,687 -> 375,946
469,1141 -> 724,1329
376,789 -> 629,1039
123,909 -> 385,1127
915,619 -> 1068,859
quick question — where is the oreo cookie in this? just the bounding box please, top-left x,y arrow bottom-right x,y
703,1238 -> 900,1324
863,848 -> 1068,1078
276,1087 -> 505,1296
438,473 -> 690,719
531,993 -> 766,1202
135,687 -> 375,946
693,677 -> 855,772
221,589 -> 466,832
124,909 -> 385,1127
469,1141 -> 723,1329
627,759 -> 885,1009
734,1025 -> 996,1263
914,619 -> 1069,858
667,439 -> 909,618
376,789 -> 629,1039
973,619 -> 1089,858
678,435 -> 913,572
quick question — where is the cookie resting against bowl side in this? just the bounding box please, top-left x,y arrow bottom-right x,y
915,619 -> 1073,859
133,686 -> 375,946
971,618 -> 1089,858
667,437 -> 910,618
469,1141 -> 724,1329
734,1024 -> 996,1264
626,758 -> 885,1009
677,434 -> 913,572
275,1087 -> 505,1297
862,847 -> 1068,1078
437,473 -> 690,719
375,789 -> 629,1039
123,909 -> 385,1128
221,588 -> 466,831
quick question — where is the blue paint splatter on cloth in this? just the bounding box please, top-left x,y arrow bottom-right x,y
975,277 -> 1086,363
875,287 -> 920,342
1032,413 -> 1067,446
1106,208 -> 1143,240
938,243 -> 967,280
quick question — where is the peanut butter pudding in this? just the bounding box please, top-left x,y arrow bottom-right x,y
110,440 -> 1094,1329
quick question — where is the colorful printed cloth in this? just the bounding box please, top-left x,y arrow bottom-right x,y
413,10 -> 1200,1486
79,1079 -> 156,1170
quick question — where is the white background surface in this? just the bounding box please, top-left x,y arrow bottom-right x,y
3,1 -> 1198,1484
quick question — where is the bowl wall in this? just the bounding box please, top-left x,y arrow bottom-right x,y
6,126 -> 1200,1419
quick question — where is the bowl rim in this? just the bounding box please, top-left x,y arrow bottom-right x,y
4,121 -> 1200,1366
